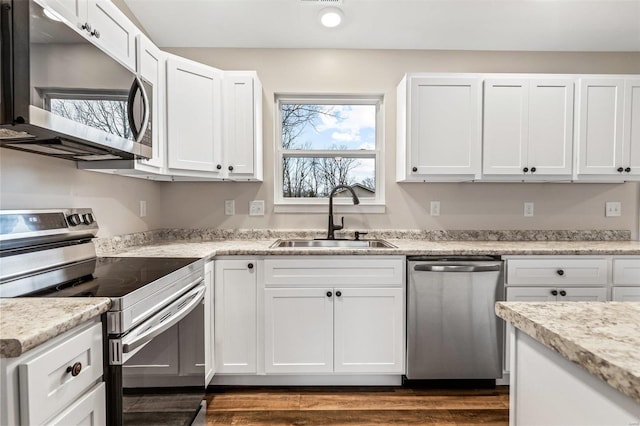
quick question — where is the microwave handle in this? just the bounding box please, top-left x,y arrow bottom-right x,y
121,283 -> 205,353
127,75 -> 150,144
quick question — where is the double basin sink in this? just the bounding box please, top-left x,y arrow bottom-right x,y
270,239 -> 396,249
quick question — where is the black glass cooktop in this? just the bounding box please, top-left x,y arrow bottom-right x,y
28,257 -> 200,298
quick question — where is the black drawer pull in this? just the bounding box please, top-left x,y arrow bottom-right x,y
326,291 -> 332,297
336,291 -> 342,297
67,362 -> 82,377
559,290 -> 567,297
247,263 -> 254,269
551,290 -> 558,296
556,269 -> 564,276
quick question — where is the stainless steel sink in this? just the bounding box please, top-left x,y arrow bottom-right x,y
269,239 -> 396,248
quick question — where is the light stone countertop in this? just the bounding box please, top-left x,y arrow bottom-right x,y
102,239 -> 640,258
495,301 -> 640,404
0,298 -> 111,358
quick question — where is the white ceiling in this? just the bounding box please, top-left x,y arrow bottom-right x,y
124,0 -> 640,52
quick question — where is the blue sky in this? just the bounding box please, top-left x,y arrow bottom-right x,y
295,105 -> 376,151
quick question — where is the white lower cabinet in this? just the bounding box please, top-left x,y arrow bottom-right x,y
214,259 -> 258,374
0,319 -> 105,426
612,287 -> 640,301
263,256 -> 405,376
506,286 -> 607,302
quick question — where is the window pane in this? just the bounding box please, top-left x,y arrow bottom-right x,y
281,104 -> 376,151
282,157 -> 375,198
49,98 -> 132,140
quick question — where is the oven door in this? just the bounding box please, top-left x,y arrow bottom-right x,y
107,283 -> 206,426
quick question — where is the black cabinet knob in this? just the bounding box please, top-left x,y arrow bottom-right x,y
617,167 -> 624,173
67,362 -> 82,377
559,290 -> 567,297
530,167 -> 536,173
412,167 -> 417,172
335,291 -> 342,297
557,269 -> 565,276
326,291 -> 332,297
625,167 -> 631,173
228,165 -> 234,171
551,290 -> 558,296
91,29 -> 100,38
523,167 -> 529,173
82,22 -> 91,32
247,263 -> 254,269
216,164 -> 222,170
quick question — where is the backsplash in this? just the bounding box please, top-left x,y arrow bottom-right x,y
94,229 -> 632,255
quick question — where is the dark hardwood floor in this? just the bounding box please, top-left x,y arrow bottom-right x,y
206,386 -> 509,425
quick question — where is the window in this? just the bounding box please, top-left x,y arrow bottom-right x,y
275,95 -> 384,213
40,88 -> 132,140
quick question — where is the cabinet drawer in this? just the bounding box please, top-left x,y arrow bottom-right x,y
18,322 -> 103,425
506,258 -> 608,286
612,287 -> 640,301
613,258 -> 640,285
263,257 -> 404,287
47,382 -> 106,426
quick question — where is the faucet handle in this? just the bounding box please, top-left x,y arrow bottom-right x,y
354,231 -> 368,240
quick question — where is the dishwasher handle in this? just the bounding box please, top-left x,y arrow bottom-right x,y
413,263 -> 501,273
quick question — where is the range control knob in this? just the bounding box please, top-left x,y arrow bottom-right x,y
82,213 -> 94,225
67,214 -> 81,226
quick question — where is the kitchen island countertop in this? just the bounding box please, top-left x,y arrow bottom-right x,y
495,301 -> 640,404
0,298 -> 111,358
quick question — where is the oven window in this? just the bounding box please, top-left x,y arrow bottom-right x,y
40,89 -> 133,140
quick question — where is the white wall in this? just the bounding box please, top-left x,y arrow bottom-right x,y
0,149 -> 162,237
159,48 -> 640,236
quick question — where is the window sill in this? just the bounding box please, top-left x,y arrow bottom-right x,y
274,202 -> 386,214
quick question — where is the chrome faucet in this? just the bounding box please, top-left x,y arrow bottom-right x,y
327,184 -> 360,240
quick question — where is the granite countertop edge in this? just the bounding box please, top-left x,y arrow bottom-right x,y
495,302 -> 640,404
0,298 -> 111,358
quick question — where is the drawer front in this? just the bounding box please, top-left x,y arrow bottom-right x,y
506,258 -> 608,286
19,322 -> 103,425
47,382 -> 106,426
612,287 -> 640,301
263,257 -> 404,287
613,258 -> 640,285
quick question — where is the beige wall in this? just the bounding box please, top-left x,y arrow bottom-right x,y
2,48 -> 639,237
0,149 -> 162,237
160,48 -> 640,236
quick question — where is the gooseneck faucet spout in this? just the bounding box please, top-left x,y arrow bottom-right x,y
327,184 -> 360,240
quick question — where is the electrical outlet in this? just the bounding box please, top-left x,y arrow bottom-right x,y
249,200 -> 265,216
605,202 -> 621,217
430,201 -> 440,216
524,202 -> 534,217
225,200 -> 235,216
139,200 -> 147,217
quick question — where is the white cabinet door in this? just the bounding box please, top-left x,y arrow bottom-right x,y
612,287 -> 640,301
204,260 -> 215,385
577,78 -> 625,175
613,258 -> 640,285
264,288 -> 333,373
135,35 -> 164,170
407,77 -> 481,177
623,79 -> 640,177
166,56 -> 223,174
527,79 -> 574,176
483,79 -> 529,176
506,287 -> 558,302
214,260 -> 257,374
334,288 -> 404,374
47,382 -> 105,426
86,1 -> 137,71
558,287 -> 607,302
223,72 -> 262,180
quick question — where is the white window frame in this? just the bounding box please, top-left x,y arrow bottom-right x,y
274,94 -> 385,214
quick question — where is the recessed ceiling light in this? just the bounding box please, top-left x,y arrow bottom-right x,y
43,8 -> 63,22
319,7 -> 344,28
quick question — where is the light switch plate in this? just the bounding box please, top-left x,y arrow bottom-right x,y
605,202 -> 621,217
524,202 -> 534,217
430,201 -> 440,216
139,200 -> 147,217
225,200 -> 235,216
249,200 -> 265,216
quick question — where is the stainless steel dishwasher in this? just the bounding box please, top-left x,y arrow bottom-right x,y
406,256 -> 504,380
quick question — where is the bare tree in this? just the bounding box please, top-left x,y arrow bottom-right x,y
50,98 -> 130,139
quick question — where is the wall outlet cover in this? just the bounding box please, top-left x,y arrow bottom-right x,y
605,202 -> 621,217
249,200 -> 265,216
430,201 -> 440,216
524,202 -> 534,217
225,200 -> 235,216
139,200 -> 147,218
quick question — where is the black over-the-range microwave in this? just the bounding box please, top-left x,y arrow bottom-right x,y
0,0 -> 152,161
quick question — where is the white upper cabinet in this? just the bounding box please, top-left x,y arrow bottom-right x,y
40,0 -> 137,71
222,71 -> 263,181
166,55 -> 223,176
397,75 -> 482,181
575,77 -> 640,180
483,78 -> 574,179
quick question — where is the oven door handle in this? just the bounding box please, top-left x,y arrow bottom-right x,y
121,283 -> 205,354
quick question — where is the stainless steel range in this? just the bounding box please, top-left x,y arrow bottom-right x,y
0,209 -> 206,426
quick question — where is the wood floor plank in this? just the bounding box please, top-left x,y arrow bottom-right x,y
298,394 -> 509,411
208,393 -> 301,411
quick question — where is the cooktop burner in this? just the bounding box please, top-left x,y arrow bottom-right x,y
28,257 -> 200,298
